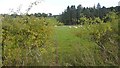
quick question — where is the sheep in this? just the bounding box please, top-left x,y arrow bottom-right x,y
54,25 -> 57,27
73,26 -> 78,28
69,26 -> 72,28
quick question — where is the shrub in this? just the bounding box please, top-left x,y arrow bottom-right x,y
90,12 -> 119,65
2,15 -> 53,66
56,22 -> 64,26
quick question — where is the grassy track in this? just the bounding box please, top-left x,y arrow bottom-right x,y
53,26 -> 101,66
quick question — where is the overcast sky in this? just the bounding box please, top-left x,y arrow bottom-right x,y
0,0 -> 119,15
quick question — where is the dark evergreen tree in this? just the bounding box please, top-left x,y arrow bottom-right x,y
97,3 -> 101,9
70,5 -> 77,25
48,13 -> 52,17
76,4 -> 83,24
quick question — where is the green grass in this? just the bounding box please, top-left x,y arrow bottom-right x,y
52,26 -> 102,66
51,21 -> 119,66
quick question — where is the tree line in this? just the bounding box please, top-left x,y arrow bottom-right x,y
1,3 -> 120,25
57,3 -> 120,25
1,12 -> 52,18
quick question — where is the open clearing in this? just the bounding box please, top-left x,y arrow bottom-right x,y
52,25 -> 100,65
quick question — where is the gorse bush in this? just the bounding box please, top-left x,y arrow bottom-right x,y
79,16 -> 104,25
0,15 -> 2,67
90,12 -> 119,65
2,15 -> 53,66
56,22 -> 64,26
73,12 -> 119,66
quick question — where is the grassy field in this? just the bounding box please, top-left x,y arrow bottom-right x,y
52,25 -> 103,66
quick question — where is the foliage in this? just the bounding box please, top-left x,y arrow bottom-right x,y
90,12 -> 119,65
1,5 -> 119,66
2,15 -> 54,66
71,12 -> 119,66
0,15 -> 2,67
58,5 -> 119,25
56,22 -> 64,26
